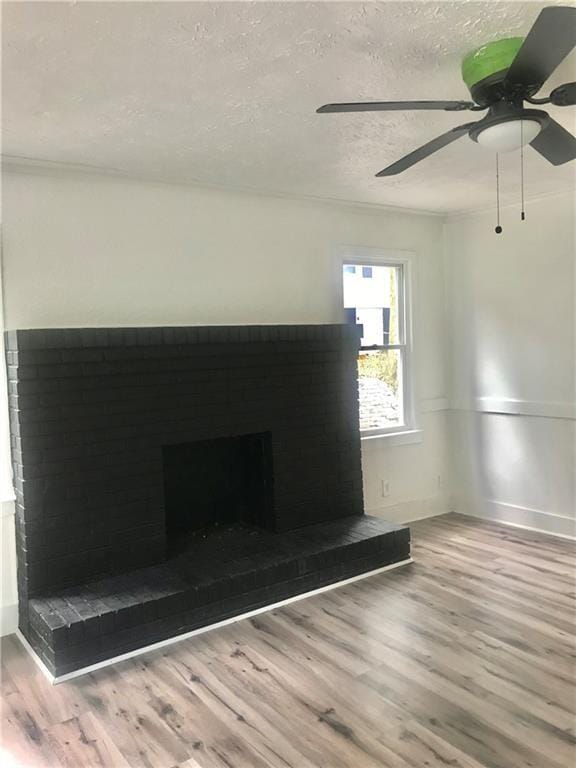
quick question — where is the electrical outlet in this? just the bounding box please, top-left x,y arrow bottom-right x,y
381,479 -> 390,497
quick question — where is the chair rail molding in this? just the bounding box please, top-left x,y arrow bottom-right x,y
451,397 -> 576,420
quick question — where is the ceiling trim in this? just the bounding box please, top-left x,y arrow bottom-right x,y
446,186 -> 576,218
1,154 -> 445,218
4,154 -> 573,220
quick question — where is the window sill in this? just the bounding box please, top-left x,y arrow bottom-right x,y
361,428 -> 423,446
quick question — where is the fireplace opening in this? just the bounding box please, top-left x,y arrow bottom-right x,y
162,432 -> 274,553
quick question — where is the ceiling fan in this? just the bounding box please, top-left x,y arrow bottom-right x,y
317,6 -> 576,176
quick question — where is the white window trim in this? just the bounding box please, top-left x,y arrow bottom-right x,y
336,246 -> 419,442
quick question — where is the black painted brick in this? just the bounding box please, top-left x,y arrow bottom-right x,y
7,326 -> 362,587
27,515 -> 409,676
5,325 -> 376,665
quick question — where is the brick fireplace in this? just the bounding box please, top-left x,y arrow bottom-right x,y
6,325 -> 410,677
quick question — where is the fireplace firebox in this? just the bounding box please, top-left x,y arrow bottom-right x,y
6,324 -> 410,677
163,432 -> 274,550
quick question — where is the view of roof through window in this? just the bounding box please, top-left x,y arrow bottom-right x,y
343,264 -> 403,432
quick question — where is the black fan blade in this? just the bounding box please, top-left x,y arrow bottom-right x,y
530,118 -> 576,165
375,123 -> 477,176
504,7 -> 576,91
317,100 -> 476,113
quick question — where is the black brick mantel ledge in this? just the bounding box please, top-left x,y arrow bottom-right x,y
5,323 -> 359,350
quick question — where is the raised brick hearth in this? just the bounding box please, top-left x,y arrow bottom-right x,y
6,325 -> 410,676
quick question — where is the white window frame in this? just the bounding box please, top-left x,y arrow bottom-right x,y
337,246 -> 420,442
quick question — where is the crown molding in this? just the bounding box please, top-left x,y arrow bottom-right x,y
446,186 -> 576,219
6,154 -> 572,220
1,154 -> 444,218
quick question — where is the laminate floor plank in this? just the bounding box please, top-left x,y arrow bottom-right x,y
2,513 -> 575,767
318,589 -> 576,729
207,620 -> 488,768
44,712 -> 131,768
282,590 -> 575,760
180,634 -> 396,768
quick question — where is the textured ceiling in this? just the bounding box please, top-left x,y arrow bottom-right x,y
3,1 -> 576,213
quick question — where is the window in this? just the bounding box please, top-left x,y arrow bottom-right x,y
342,255 -> 414,436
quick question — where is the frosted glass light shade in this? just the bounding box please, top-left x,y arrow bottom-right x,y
476,119 -> 542,152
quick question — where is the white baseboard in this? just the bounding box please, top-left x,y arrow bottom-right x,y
16,557 -> 413,685
1,602 -> 18,637
455,499 -> 576,540
1,500 -> 19,637
367,496 -> 451,525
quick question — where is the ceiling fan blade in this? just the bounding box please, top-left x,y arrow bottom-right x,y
375,123 -> 476,176
530,118 -> 576,165
316,100 -> 476,113
504,7 -> 576,91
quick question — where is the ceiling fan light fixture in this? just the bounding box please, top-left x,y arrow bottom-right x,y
317,7 -> 576,174
475,118 -> 542,152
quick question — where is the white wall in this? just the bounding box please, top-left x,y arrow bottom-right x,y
0,170 -> 452,634
1,501 -> 18,635
0,253 -> 18,636
3,172 -> 443,331
445,192 -> 575,536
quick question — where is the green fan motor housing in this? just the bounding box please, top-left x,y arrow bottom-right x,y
462,37 -> 524,105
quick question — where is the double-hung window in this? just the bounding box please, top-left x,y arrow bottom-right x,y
341,251 -> 415,437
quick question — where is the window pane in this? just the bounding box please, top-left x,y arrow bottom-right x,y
357,349 -> 403,430
343,264 -> 400,346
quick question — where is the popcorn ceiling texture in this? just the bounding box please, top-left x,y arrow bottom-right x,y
3,1 -> 575,212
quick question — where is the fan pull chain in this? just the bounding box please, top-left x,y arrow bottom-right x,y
520,121 -> 526,221
495,153 -> 502,234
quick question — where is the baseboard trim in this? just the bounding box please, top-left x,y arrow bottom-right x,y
368,508 -> 446,525
366,497 -> 451,525
16,557 -> 413,685
456,501 -> 576,540
1,603 -> 18,637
